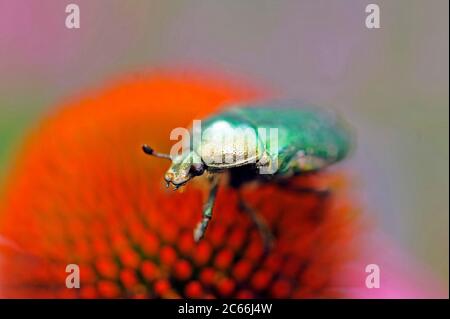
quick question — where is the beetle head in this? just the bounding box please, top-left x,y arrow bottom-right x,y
164,151 -> 206,189
143,145 -> 205,190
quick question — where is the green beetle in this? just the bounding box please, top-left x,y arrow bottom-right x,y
143,102 -> 353,249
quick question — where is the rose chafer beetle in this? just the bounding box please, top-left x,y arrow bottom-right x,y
143,102 -> 353,250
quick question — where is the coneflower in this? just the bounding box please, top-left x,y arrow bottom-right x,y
0,72 -> 358,298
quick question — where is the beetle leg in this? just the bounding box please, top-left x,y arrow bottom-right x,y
193,176 -> 219,242
256,151 -> 278,175
237,193 -> 274,254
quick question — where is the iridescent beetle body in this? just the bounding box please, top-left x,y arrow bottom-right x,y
143,102 -> 353,249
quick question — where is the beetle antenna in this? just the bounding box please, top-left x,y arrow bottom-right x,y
142,144 -> 172,160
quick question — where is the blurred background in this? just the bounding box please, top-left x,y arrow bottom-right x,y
0,0 -> 448,292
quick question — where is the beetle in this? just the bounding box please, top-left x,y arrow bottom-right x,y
143,101 -> 353,250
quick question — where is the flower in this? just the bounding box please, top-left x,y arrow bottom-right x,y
0,71 -> 357,298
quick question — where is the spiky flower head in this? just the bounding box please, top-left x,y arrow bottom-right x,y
0,72 -> 357,298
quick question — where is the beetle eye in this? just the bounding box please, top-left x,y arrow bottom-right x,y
190,163 -> 205,176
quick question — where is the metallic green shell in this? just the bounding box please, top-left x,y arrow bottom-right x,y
196,102 -> 353,174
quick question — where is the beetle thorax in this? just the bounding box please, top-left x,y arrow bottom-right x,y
197,120 -> 264,169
